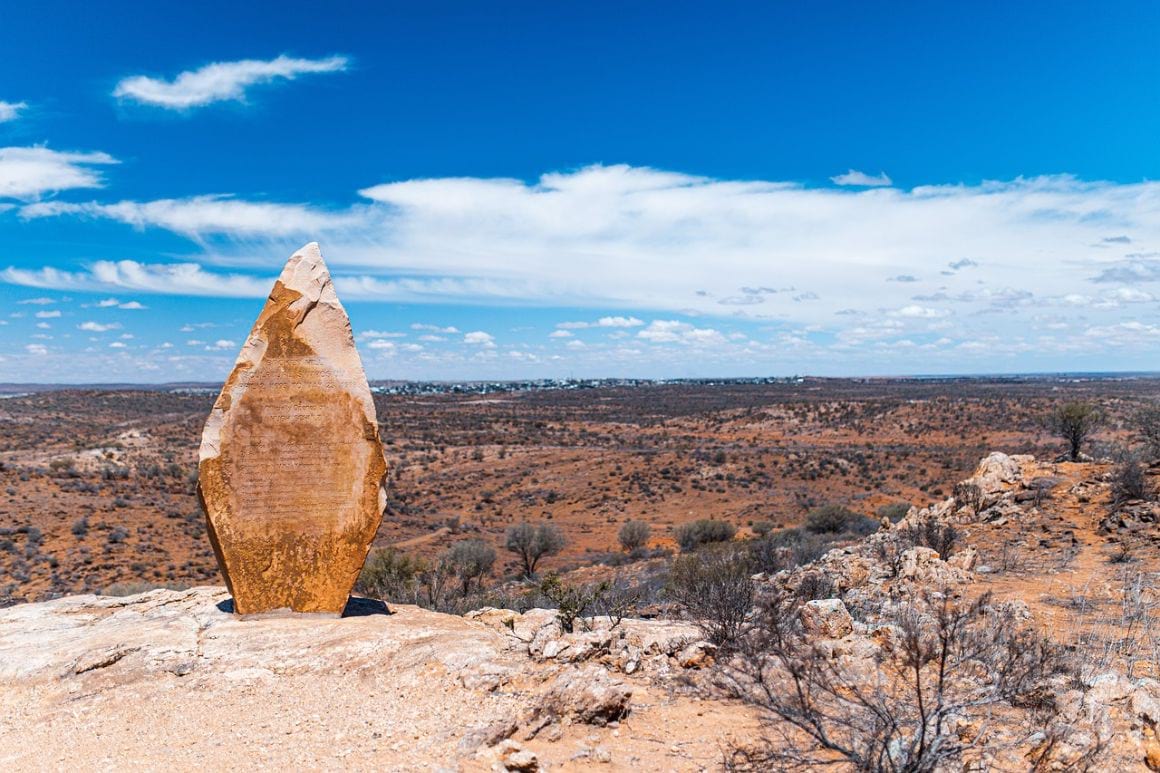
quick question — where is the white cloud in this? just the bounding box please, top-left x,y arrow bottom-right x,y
548,330 -> 573,338
93,297 -> 146,309
359,329 -> 407,339
412,323 -> 460,333
889,305 -> 949,319
0,101 -> 27,123
1,261 -> 271,297
113,54 -> 349,109
368,340 -> 396,350
464,330 -> 495,347
831,169 -> 892,187
108,341 -> 127,349
596,316 -> 644,328
20,196 -> 355,239
34,310 -> 60,318
25,344 -> 47,355
637,319 -> 725,345
78,321 -> 121,332
556,316 -> 644,330
206,339 -> 236,350
17,297 -> 56,305
0,146 -> 117,200
12,164 -> 1160,371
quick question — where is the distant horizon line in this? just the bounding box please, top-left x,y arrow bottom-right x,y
2,369 -> 1158,393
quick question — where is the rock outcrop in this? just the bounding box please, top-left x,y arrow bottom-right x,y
0,587 -> 753,770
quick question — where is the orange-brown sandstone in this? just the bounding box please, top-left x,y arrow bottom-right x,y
197,243 -> 388,615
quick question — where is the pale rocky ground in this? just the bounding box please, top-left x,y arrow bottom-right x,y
2,451 -> 1159,771
0,586 -> 753,771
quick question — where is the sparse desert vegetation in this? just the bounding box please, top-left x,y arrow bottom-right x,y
2,378 -> 1160,769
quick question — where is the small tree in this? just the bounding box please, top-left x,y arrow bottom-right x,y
1048,401 -> 1101,461
618,520 -> 651,554
444,539 -> 496,594
505,522 -> 565,578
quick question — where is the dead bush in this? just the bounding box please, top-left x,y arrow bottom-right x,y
666,545 -> 754,647
721,590 -> 1088,771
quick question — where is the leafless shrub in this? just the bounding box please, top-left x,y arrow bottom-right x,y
666,545 -> 754,647
722,590 -> 1088,771
1109,449 -> 1154,504
874,519 -> 959,577
952,481 -> 985,515
1135,402 -> 1160,462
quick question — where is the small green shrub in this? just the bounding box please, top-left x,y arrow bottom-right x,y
675,519 -> 737,552
618,520 -> 651,554
803,504 -> 878,536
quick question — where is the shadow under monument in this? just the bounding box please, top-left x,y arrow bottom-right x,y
215,596 -> 391,618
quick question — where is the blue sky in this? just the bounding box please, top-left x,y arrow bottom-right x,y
2,1 -> 1160,382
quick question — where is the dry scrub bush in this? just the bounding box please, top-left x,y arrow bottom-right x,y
1135,402 -> 1160,462
952,481 -> 985,515
539,573 -> 612,633
803,504 -> 879,537
1056,572 -> 1160,683
874,520 -> 959,577
617,520 -> 651,554
1109,449 -> 1154,504
665,545 -> 754,647
675,519 -> 737,552
748,528 -> 834,575
722,590 -> 1090,771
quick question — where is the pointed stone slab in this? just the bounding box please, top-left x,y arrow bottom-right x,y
197,243 -> 388,615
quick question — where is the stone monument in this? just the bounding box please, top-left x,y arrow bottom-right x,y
197,242 -> 388,615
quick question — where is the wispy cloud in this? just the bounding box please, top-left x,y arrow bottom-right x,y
0,101 -> 27,123
20,196 -> 357,239
831,169 -> 892,187
1,261 -> 270,297
78,321 -> 121,332
113,55 -> 349,109
0,146 -> 117,200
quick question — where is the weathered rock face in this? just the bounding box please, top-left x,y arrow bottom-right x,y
197,243 -> 388,615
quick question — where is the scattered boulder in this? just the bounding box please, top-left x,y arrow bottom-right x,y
947,546 -> 978,571
675,640 -> 717,669
492,740 -> 539,772
800,599 -> 854,638
536,665 -> 632,725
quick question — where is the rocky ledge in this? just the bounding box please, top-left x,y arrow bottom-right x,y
0,586 -> 745,771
